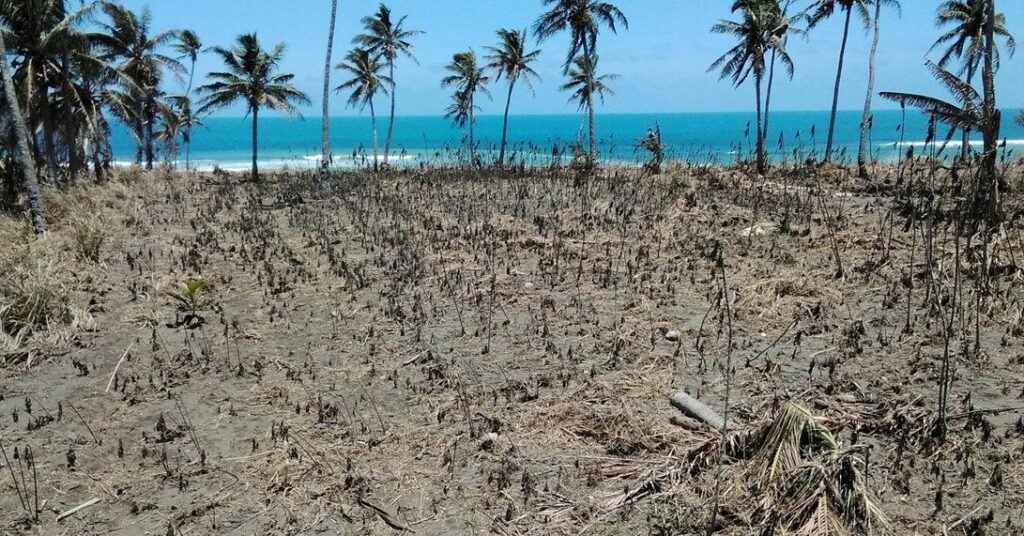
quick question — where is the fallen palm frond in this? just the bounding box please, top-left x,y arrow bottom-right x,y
604,400 -> 886,535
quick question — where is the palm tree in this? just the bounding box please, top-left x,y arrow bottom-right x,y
354,4 -> 422,166
156,96 -> 186,165
560,54 -> 616,158
197,33 -> 310,181
711,2 -> 794,173
0,27 -> 46,232
931,0 -> 1015,160
534,0 -> 628,157
441,50 -> 490,160
858,1 -> 900,178
96,3 -> 184,170
1,0 -> 101,186
443,91 -> 476,159
320,0 -> 338,177
980,0 -> 1001,222
335,48 -> 391,169
808,0 -> 871,162
880,61 -> 983,150
485,29 -> 541,166
172,29 -> 202,170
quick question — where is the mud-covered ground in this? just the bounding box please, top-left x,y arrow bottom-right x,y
2,163 -> 1023,535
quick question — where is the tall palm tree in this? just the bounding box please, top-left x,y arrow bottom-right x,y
335,48 -> 390,169
485,28 -> 541,166
534,0 -> 628,157
808,0 -> 871,162
196,33 -> 310,181
737,0 -> 800,171
980,0 -> 1000,222
711,2 -> 794,172
931,0 -> 1014,160
354,4 -> 421,166
0,27 -> 46,232
858,0 -> 900,178
441,50 -> 490,161
95,3 -> 183,170
320,0 -> 338,177
172,29 -> 202,170
561,54 -> 616,156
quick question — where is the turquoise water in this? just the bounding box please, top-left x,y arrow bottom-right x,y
110,109 -> 1024,170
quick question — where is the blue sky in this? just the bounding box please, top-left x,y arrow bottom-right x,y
122,0 -> 1024,117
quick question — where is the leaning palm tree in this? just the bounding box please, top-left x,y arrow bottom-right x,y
0,27 -> 46,232
808,0 -> 871,162
560,54 -> 617,161
335,48 -> 391,169
880,61 -> 983,155
172,29 -> 202,170
931,0 -> 1015,160
354,4 -> 422,166
858,0 -> 900,178
711,2 -> 794,172
485,28 -> 541,166
534,0 -> 628,157
320,0 -> 339,177
441,50 -> 490,161
196,33 -> 310,181
95,3 -> 184,170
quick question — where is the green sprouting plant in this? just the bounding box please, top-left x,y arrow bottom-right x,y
168,277 -> 205,314
636,124 -> 664,174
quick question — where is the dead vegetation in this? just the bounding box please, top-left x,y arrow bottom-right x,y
0,159 -> 1023,534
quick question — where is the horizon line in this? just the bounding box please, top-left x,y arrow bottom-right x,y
203,107 -> 1024,120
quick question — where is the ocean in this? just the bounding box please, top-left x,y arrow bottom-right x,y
110,109 -> 1024,171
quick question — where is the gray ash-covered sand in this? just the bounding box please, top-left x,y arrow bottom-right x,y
1,164 -> 1023,535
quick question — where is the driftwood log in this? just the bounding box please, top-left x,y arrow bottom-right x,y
670,391 -> 725,430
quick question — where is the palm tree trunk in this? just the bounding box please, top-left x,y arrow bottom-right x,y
321,0 -> 339,178
762,48 -> 777,170
582,39 -> 597,158
251,105 -> 260,181
0,32 -> 47,233
370,97 -> 379,171
145,95 -> 155,170
858,0 -> 882,179
39,101 -> 61,188
385,59 -> 396,165
185,58 -> 196,171
499,79 -> 515,166
981,0 -> 999,222
961,65 -> 976,162
92,138 -> 105,183
755,73 -> 765,174
825,6 -> 852,162
468,93 -> 476,163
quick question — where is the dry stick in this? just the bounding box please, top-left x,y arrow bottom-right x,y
55,497 -> 100,521
28,446 -> 38,520
706,246 -> 734,536
0,439 -> 29,516
357,497 -> 413,532
105,342 -> 135,393
65,401 -> 101,446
